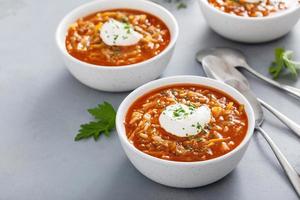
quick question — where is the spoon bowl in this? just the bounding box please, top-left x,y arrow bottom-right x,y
199,54 -> 300,137
196,47 -> 300,99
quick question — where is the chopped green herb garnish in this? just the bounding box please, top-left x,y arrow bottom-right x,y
196,122 -> 202,130
173,112 -> 180,117
173,106 -> 186,117
124,23 -> 131,34
113,35 -> 119,42
74,102 -> 116,141
188,105 -> 195,111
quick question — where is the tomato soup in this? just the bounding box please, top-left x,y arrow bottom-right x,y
65,9 -> 171,66
125,84 -> 248,162
208,0 -> 296,17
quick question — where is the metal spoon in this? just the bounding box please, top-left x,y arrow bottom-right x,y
196,54 -> 300,137
199,55 -> 300,197
196,47 -> 300,99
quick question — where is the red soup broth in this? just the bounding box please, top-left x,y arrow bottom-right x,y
125,84 -> 248,162
65,9 -> 171,66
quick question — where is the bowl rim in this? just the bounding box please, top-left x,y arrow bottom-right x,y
55,0 -> 179,71
198,0 -> 300,21
116,75 -> 255,166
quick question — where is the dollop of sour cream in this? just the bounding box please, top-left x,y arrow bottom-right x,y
100,19 -> 143,46
159,103 -> 211,137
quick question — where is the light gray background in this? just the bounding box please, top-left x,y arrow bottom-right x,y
1,0 -> 300,199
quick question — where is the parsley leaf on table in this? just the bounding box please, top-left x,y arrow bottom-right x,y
75,102 -> 116,141
282,50 -> 300,78
269,48 -> 285,79
268,48 -> 300,79
177,2 -> 187,9
163,0 -> 188,9
88,102 -> 116,126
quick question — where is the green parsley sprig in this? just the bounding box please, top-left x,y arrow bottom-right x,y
177,2 -> 187,9
163,0 -> 187,9
269,48 -> 300,79
75,102 -> 116,141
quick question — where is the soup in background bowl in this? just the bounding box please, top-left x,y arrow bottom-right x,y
208,0 -> 299,17
198,0 -> 300,42
116,76 -> 255,188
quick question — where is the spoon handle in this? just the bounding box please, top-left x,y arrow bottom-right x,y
242,66 -> 300,99
258,98 -> 300,137
256,126 -> 300,197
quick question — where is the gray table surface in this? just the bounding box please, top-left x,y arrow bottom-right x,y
1,0 -> 300,199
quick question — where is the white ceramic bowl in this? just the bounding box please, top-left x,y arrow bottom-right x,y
198,0 -> 300,43
56,0 -> 178,92
116,76 -> 255,188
